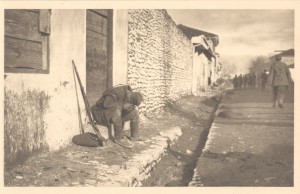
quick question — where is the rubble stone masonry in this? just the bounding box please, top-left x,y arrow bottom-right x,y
127,10 -> 193,114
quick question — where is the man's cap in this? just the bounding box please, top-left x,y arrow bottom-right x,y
132,92 -> 143,106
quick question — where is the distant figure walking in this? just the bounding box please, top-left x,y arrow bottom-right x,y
238,74 -> 243,89
252,73 -> 256,88
233,75 -> 238,89
243,74 -> 248,89
268,55 -> 292,108
261,69 -> 268,90
248,73 -> 253,88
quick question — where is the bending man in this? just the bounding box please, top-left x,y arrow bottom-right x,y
91,85 -> 143,148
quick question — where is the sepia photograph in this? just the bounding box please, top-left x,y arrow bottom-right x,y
1,1 -> 299,193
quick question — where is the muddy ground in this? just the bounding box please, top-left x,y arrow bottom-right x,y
7,85 -> 292,187
142,94 -> 220,186
4,93 -> 221,187
143,84 -> 294,187
191,86 -> 294,187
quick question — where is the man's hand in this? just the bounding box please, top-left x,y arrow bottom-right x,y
103,95 -> 116,108
123,103 -> 135,112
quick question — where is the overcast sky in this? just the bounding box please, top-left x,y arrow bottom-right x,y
167,9 -> 294,73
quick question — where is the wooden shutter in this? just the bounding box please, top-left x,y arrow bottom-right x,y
4,9 -> 50,73
39,9 -> 51,35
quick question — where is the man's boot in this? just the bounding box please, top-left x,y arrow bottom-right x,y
272,100 -> 277,108
278,87 -> 286,108
278,99 -> 284,108
113,123 -> 133,149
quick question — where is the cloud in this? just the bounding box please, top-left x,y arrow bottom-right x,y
168,9 -> 294,57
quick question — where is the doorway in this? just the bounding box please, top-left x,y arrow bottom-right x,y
86,9 -> 113,105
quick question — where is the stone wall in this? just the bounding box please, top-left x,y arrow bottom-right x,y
127,10 -> 193,114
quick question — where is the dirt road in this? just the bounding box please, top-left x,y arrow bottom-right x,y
189,87 -> 294,186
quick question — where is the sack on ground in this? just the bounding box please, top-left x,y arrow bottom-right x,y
72,132 -> 100,147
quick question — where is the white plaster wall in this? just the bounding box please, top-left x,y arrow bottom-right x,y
282,56 -> 294,81
200,54 -> 208,90
211,58 -> 216,83
192,49 -> 200,94
113,10 -> 128,85
192,51 -> 213,94
290,69 -> 295,82
45,10 -> 86,150
192,35 -> 215,92
193,53 -> 208,93
4,10 -> 86,150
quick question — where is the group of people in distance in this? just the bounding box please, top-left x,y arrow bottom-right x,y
232,55 -> 292,108
87,56 -> 292,149
233,73 -> 257,90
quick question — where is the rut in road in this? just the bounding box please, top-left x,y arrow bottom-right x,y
142,95 -> 222,186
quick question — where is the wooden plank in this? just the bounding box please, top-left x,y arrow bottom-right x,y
100,35 -> 108,66
86,30 -> 105,68
86,71 -> 106,92
25,9 -> 39,13
86,9 -> 111,104
42,36 -> 49,70
102,17 -> 108,36
90,9 -> 108,17
86,32 -> 107,74
87,10 -> 105,35
5,9 -> 42,42
86,29 -> 107,96
106,10 -> 113,88
39,9 -> 51,34
5,36 -> 43,69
